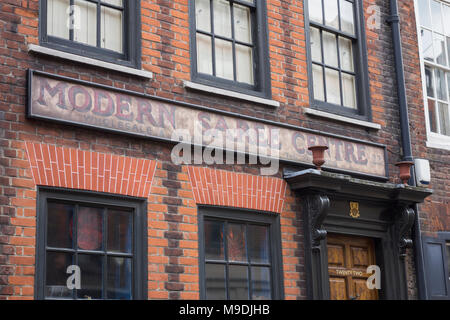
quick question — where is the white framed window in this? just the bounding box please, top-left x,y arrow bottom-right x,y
415,0 -> 450,150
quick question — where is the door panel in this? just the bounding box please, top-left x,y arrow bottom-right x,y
350,246 -> 369,268
329,277 -> 348,300
327,234 -> 378,300
353,278 -> 376,300
328,244 -> 345,267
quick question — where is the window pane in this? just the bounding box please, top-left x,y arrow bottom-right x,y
77,207 -> 103,251
47,202 -> 74,249
448,73 -> 450,102
251,266 -> 271,300
340,0 -> 354,35
323,31 -> 338,67
45,252 -> 74,298
447,37 -> 450,66
196,33 -> 213,75
437,69 -> 447,100
205,264 -> 226,299
214,0 -> 231,38
107,257 -> 132,300
312,64 -> 325,101
215,39 -> 234,80
342,73 -> 356,109
229,265 -> 249,299
438,102 -> 450,135
308,0 -> 323,24
74,0 -> 97,47
435,68 -> 447,100
107,209 -> 133,253
47,0 -> 70,39
204,220 -> 225,260
101,6 -> 123,53
102,0 -> 123,6
227,223 -> 247,262
325,68 -> 341,105
421,29 -> 434,62
234,4 -> 252,44
434,33 -> 447,66
324,0 -> 339,29
418,0 -> 432,29
77,254 -> 103,299
236,44 -> 254,84
310,27 -> 322,62
339,37 -> 353,72
425,66 -> 434,97
248,225 -> 269,264
445,5 -> 450,35
431,0 -> 443,33
196,0 -> 211,32
428,99 -> 438,132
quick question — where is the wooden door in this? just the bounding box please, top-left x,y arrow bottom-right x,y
327,234 -> 378,300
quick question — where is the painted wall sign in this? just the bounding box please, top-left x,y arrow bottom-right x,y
27,71 -> 387,178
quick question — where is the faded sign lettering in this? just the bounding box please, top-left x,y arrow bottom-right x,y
28,73 -> 387,177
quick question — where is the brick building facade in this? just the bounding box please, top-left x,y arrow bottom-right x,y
0,0 -> 448,300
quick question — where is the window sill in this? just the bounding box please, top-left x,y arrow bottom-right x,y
304,108 -> 381,130
426,137 -> 450,151
183,81 -> 280,108
28,44 -> 153,79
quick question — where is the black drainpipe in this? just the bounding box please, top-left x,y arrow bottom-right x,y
388,0 -> 427,299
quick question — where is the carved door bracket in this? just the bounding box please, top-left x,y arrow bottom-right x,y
304,194 -> 330,249
394,206 -> 416,258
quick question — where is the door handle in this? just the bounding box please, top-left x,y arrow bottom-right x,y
349,294 -> 360,300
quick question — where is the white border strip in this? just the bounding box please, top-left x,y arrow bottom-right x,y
304,108 -> 382,130
183,80 -> 280,108
28,44 -> 153,79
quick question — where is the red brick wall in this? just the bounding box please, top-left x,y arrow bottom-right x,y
0,0 -> 447,300
24,142 -> 158,197
147,165 -> 303,300
4,138 -> 304,300
186,167 -> 288,213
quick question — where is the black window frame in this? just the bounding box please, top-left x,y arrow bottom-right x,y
34,187 -> 148,300
422,232 -> 450,300
39,0 -> 141,69
198,206 -> 284,300
439,232 -> 450,297
305,0 -> 372,120
189,0 -> 272,99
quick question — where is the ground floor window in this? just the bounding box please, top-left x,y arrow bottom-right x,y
198,207 -> 283,300
35,188 -> 147,300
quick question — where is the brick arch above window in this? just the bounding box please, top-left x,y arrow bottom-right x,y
25,142 -> 157,198
186,166 -> 287,214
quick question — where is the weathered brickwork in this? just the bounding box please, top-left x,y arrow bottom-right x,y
0,0 -> 447,300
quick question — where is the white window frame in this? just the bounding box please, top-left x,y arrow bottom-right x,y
414,0 -> 450,151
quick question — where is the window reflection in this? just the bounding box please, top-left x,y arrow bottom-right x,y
203,219 -> 273,300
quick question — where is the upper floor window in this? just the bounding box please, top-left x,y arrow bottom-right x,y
191,0 -> 271,98
40,0 -> 140,68
417,0 -> 450,145
307,0 -> 370,119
